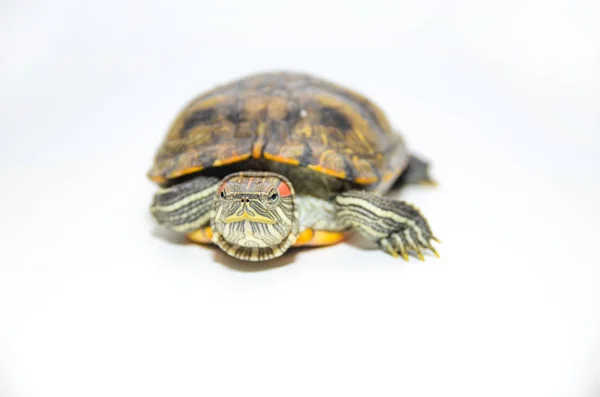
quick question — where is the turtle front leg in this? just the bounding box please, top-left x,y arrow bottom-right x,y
150,176 -> 221,233
335,191 -> 439,260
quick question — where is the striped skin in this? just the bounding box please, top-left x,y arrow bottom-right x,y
150,171 -> 439,261
210,172 -> 300,261
150,176 -> 220,233
335,191 -> 439,260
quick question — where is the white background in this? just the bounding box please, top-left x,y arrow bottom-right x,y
1,0 -> 599,396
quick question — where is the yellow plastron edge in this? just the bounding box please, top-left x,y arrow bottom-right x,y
186,227 -> 348,247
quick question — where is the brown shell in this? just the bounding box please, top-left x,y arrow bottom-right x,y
148,72 -> 408,188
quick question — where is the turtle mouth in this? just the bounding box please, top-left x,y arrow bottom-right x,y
223,209 -> 277,225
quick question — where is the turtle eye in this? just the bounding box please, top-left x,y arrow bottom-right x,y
269,191 -> 279,202
220,190 -> 226,199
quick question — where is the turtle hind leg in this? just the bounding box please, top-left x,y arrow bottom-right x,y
394,154 -> 437,188
335,190 -> 439,260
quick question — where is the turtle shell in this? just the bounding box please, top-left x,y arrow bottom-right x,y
148,72 -> 408,189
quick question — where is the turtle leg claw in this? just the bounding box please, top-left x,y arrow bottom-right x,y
336,190 -> 440,261
378,231 -> 440,261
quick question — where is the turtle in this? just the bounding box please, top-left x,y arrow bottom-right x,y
148,71 -> 439,261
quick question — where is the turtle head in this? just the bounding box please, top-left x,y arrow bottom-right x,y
210,172 -> 300,261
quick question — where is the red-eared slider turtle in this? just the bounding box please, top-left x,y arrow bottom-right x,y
149,72 -> 439,261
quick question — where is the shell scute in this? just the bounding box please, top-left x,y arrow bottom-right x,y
148,72 -> 408,188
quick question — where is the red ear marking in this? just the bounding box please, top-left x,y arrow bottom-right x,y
218,182 -> 226,194
277,181 -> 291,197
